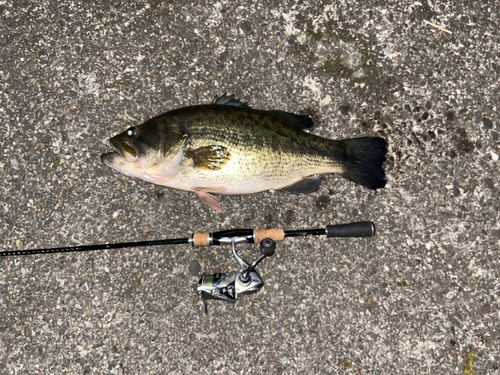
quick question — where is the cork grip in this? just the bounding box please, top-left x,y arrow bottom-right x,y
193,232 -> 209,247
254,228 -> 284,243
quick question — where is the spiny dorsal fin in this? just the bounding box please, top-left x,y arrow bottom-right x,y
185,145 -> 231,171
212,94 -> 249,107
280,176 -> 321,195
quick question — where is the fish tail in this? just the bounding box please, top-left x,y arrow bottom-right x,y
339,137 -> 387,190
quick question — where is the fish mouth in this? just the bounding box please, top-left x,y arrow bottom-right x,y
108,138 -> 139,161
101,137 -> 140,169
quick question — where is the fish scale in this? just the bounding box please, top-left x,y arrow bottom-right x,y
101,95 -> 387,212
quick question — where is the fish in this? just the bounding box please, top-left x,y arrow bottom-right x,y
101,95 -> 387,213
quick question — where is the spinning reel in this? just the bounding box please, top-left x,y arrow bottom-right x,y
197,237 -> 276,312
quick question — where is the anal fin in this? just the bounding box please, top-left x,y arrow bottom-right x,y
280,176 -> 321,195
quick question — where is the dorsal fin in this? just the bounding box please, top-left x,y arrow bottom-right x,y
271,110 -> 314,130
212,95 -> 314,131
212,94 -> 249,107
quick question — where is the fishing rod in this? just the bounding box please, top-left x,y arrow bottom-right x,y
0,221 -> 375,257
1,221 -> 376,313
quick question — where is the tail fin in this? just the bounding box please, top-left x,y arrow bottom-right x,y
340,137 -> 387,190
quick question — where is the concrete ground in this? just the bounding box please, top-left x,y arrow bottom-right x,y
1,0 -> 499,374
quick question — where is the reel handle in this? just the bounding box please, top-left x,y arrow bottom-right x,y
326,221 -> 375,237
240,238 -> 276,282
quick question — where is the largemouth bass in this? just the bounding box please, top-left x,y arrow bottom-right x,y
101,95 -> 387,212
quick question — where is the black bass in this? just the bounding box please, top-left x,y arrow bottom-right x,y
101,95 -> 387,212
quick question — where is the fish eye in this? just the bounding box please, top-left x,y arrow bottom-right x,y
126,127 -> 137,137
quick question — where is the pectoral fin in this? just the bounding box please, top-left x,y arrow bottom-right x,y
185,145 -> 231,171
280,176 -> 321,195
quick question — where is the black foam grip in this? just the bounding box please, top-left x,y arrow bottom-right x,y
325,221 -> 375,237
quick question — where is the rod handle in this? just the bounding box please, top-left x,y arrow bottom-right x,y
325,221 -> 375,237
254,229 -> 284,243
192,229 -> 286,247
193,232 -> 210,247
